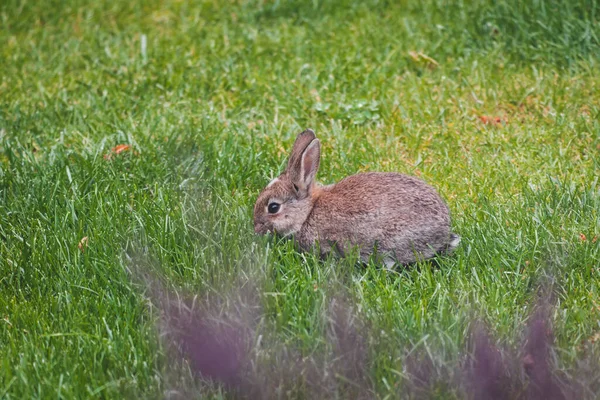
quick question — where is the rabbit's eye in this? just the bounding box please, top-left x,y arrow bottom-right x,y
268,202 -> 281,214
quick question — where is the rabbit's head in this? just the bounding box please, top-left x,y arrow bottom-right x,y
253,129 -> 321,236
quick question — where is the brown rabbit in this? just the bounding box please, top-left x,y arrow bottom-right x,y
253,129 -> 460,266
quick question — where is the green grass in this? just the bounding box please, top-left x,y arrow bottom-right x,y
1,0 -> 600,398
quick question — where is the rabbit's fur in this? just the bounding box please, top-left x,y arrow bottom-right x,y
253,129 -> 460,266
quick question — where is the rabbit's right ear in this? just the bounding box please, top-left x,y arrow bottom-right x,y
286,130 -> 320,197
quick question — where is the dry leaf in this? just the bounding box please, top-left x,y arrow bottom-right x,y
104,144 -> 133,160
589,331 -> 600,343
113,144 -> 131,154
579,233 -> 587,241
408,50 -> 439,69
479,115 -> 504,125
78,236 -> 89,252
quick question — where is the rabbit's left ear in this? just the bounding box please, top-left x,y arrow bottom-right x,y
287,129 -> 316,172
289,138 -> 320,197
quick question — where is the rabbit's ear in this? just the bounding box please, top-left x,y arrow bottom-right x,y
287,129 -> 316,173
289,138 -> 320,197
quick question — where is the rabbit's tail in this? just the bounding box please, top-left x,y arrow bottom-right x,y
441,233 -> 461,255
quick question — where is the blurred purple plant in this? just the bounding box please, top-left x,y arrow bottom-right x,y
162,296 -> 250,389
132,262 -> 600,399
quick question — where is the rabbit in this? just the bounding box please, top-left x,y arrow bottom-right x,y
253,129 -> 460,266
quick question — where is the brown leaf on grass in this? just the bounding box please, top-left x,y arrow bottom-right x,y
104,144 -> 133,160
589,331 -> 600,343
479,115 -> 505,126
113,144 -> 131,154
78,236 -> 89,252
408,50 -> 439,69
579,233 -> 587,242
580,105 -> 591,117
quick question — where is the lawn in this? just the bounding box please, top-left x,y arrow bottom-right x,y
1,0 -> 599,398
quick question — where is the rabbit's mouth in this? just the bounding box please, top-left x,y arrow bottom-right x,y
254,223 -> 270,235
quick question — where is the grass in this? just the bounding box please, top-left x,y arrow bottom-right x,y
1,0 -> 600,398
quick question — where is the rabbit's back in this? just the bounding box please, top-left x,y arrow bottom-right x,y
298,172 -> 453,264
